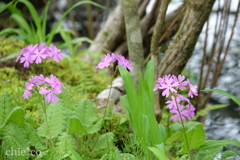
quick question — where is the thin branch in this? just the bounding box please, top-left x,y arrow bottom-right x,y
150,0 -> 171,121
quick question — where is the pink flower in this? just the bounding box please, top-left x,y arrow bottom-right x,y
23,89 -> 32,99
170,104 -> 187,123
16,44 -> 37,62
159,78 -> 179,97
166,95 -> 179,109
116,55 -> 133,71
95,53 -> 133,71
45,74 -> 66,90
39,87 -> 62,103
153,83 -> 161,91
182,104 -> 195,120
48,44 -> 63,62
95,53 -> 116,70
173,75 -> 188,90
186,79 -> 198,98
17,43 -> 63,67
20,53 -> 34,67
32,48 -> 48,64
35,74 -> 45,85
176,94 -> 191,104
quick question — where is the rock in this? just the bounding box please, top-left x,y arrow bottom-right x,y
95,88 -> 122,109
95,77 -> 126,113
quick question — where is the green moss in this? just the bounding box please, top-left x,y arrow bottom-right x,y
45,56 -> 111,100
0,37 -> 26,57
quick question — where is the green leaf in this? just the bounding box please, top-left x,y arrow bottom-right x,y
68,117 -> 86,134
89,132 -> 114,152
35,148 -> 57,160
56,132 -> 74,159
0,52 -> 20,62
0,106 -> 25,130
3,122 -> 30,160
192,104 -> 228,120
118,66 -> 139,135
198,139 -> 240,150
87,118 -> 103,134
0,1 -> 14,14
221,150 -> 238,159
193,146 -> 223,160
68,147 -> 83,160
178,123 -> 206,155
202,89 -> 240,106
25,116 -> 40,128
148,147 -> 169,160
0,92 -> 14,126
23,123 -> 46,150
75,99 -> 98,126
37,102 -> 65,139
11,14 -> 32,37
16,0 -> 41,33
165,131 -> 183,145
7,107 -> 25,125
225,145 -> 240,156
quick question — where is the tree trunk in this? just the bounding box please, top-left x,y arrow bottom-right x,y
88,0 -> 184,59
158,0 -> 216,77
123,0 -> 144,86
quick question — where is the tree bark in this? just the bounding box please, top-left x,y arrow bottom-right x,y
88,0 -> 184,59
88,2 -> 125,53
158,0 -> 216,77
123,0 -> 144,86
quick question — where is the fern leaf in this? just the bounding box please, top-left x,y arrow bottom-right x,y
75,99 -> 98,126
3,122 -> 30,160
58,90 -> 75,110
0,92 -> 14,127
56,132 -> 74,159
23,123 -> 46,150
194,147 -> 223,160
35,149 -> 57,160
100,149 -> 122,160
165,131 -> 183,145
37,102 -> 65,139
178,123 -> 206,155
87,118 -> 103,134
89,132 -> 114,152
192,104 -> 228,120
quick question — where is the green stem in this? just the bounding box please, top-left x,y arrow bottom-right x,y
173,96 -> 192,160
42,100 -> 55,149
89,67 -> 117,157
36,90 -> 54,149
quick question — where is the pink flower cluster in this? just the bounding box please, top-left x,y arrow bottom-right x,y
23,74 -> 66,103
16,43 -> 63,67
95,53 -> 133,71
153,74 -> 198,122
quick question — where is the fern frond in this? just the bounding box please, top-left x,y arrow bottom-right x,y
75,99 -> 98,126
0,92 -> 15,127
56,132 -> 74,159
23,123 -> 46,150
3,122 -> 30,160
37,102 -> 65,139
